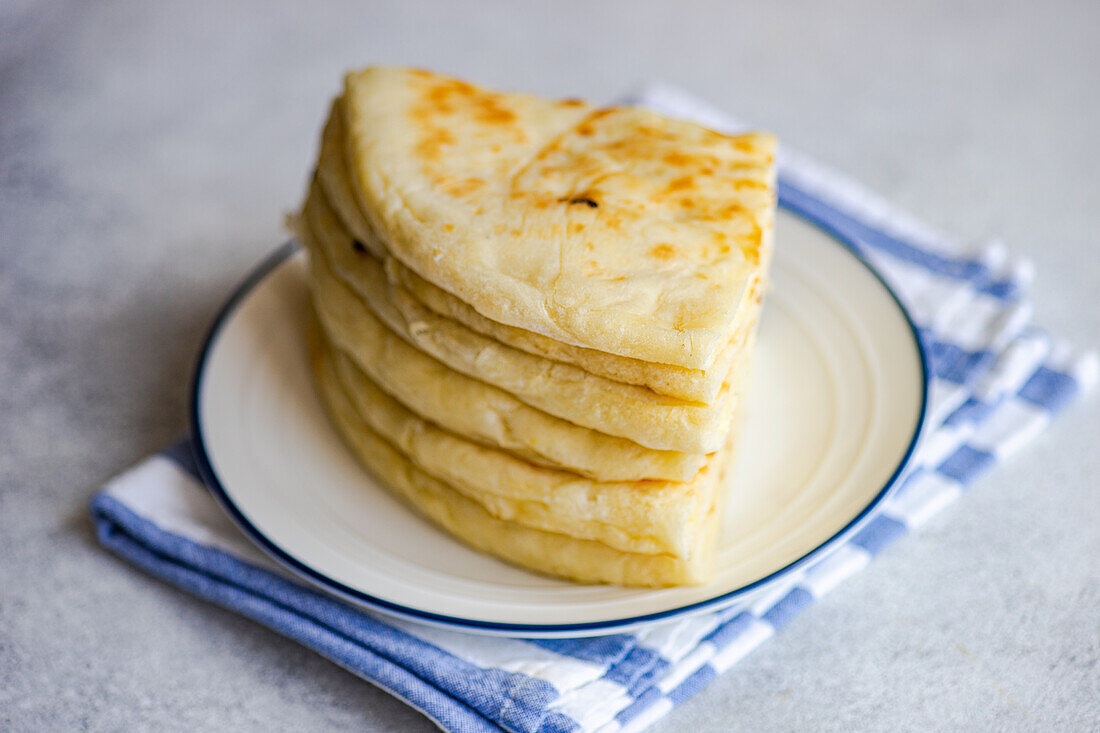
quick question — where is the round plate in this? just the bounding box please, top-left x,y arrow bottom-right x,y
191,205 -> 928,637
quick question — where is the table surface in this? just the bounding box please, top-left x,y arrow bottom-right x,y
2,1 -> 1098,730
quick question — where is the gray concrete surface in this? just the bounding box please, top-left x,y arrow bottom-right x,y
2,1 -> 1097,730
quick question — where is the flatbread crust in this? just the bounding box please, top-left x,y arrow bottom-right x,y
302,179 -> 754,453
341,67 -> 775,369
327,343 -> 729,558
313,346 -> 729,586
316,100 -> 749,403
296,66 -> 775,586
305,225 -> 711,482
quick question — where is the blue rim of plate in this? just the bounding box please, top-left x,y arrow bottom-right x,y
189,193 -> 931,635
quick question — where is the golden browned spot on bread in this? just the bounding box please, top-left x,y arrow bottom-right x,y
648,243 -> 676,260
559,98 -> 586,107
422,79 -> 517,127
731,179 -> 768,191
634,124 -> 676,141
586,108 -> 617,123
441,176 -> 485,198
663,151 -> 692,166
443,224 -> 454,232
733,138 -> 757,153
737,218 -> 763,265
680,197 -> 695,209
567,222 -> 586,234
721,203 -> 745,218
410,78 -> 524,174
439,78 -> 476,98
415,80 -> 467,117
666,176 -> 694,191
415,127 -> 456,161
573,109 -> 615,136
747,276 -> 764,304
741,243 -> 760,265
598,212 -> 624,230
475,99 -> 517,126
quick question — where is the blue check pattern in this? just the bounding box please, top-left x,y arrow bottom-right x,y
90,87 -> 1097,733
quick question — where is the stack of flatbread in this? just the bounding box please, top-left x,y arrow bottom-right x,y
294,67 -> 776,587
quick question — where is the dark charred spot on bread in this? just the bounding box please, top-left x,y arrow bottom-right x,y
352,240 -> 367,254
559,196 -> 598,208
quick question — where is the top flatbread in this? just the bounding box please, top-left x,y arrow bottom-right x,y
316,101 -> 751,403
341,67 -> 776,369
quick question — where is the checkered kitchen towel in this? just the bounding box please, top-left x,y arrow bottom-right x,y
90,86 -> 1097,733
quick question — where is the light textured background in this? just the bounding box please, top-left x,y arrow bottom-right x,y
2,1 -> 1098,730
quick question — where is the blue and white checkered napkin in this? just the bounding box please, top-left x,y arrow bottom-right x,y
90,87 -> 1097,733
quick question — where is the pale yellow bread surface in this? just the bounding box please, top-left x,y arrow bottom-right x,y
302,180 -> 756,453
386,258 -> 748,404
305,230 -> 710,482
313,348 -> 726,586
316,103 -> 386,257
326,344 -> 731,557
316,100 -> 749,403
341,67 -> 775,369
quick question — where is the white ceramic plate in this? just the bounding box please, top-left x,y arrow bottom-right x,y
191,205 -> 928,637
